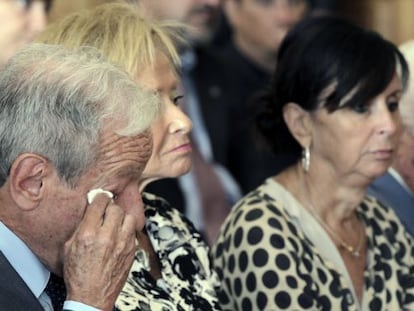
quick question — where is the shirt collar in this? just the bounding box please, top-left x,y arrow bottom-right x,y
180,49 -> 197,73
0,221 -> 49,298
388,167 -> 414,196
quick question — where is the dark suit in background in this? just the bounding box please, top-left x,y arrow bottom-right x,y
0,252 -> 44,311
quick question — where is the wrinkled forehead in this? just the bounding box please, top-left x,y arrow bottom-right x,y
95,128 -> 153,179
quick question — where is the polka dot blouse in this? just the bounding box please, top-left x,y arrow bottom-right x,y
212,178 -> 414,310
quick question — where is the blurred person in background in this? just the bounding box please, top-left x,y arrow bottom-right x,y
218,0 -> 310,193
0,0 -> 51,67
368,40 -> 414,238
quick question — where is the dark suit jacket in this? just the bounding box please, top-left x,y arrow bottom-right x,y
0,251 -> 44,311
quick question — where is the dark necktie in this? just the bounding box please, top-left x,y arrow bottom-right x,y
45,273 -> 66,311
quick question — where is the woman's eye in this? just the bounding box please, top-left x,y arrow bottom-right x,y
172,95 -> 185,107
351,103 -> 369,114
387,101 -> 399,112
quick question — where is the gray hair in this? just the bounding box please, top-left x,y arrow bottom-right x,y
0,43 -> 160,186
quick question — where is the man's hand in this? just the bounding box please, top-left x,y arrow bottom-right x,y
63,193 -> 137,311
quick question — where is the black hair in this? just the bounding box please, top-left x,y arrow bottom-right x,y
255,16 -> 409,158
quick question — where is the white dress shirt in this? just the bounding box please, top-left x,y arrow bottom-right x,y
0,221 -> 101,311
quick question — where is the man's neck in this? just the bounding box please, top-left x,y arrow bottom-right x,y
233,35 -> 277,73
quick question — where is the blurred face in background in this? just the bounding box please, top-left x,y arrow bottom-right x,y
0,0 -> 48,67
225,0 -> 308,54
137,0 -> 221,45
392,50 -> 414,192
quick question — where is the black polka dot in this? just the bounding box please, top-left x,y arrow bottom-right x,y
317,268 -> 328,284
268,217 -> 282,230
369,297 -> 382,310
373,208 -> 386,221
262,270 -> 279,289
253,248 -> 269,267
270,233 -> 285,249
214,242 -> 223,258
234,277 -> 242,297
245,208 -> 264,221
288,237 -> 299,252
329,278 -> 342,298
232,210 -> 244,227
286,275 -> 298,289
298,293 -> 313,308
224,236 -> 232,251
319,295 -> 332,310
303,257 -> 313,272
234,227 -> 244,248
215,267 -> 223,279
256,291 -> 268,310
373,275 -> 384,292
287,222 -> 298,235
241,297 -> 253,311
246,272 -> 257,292
239,251 -> 248,272
225,277 -> 232,295
218,289 -> 230,304
275,291 -> 291,309
247,226 -> 264,245
379,243 -> 392,259
275,254 -> 291,270
228,254 -> 235,273
267,204 -> 282,216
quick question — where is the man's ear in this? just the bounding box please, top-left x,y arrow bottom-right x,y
283,102 -> 313,148
9,154 -> 48,211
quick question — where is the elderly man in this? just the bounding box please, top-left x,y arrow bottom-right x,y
368,40 -> 414,238
0,43 -> 159,310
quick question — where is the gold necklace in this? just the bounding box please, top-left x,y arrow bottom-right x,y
307,201 -> 363,258
300,168 -> 363,258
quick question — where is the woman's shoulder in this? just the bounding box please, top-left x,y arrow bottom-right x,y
361,195 -> 414,248
214,179 -> 301,253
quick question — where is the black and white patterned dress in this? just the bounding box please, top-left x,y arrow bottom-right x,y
212,178 -> 414,311
115,192 -> 222,311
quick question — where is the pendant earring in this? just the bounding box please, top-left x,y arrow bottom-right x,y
302,146 -> 310,172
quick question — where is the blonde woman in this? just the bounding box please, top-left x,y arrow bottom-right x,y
37,3 -> 221,310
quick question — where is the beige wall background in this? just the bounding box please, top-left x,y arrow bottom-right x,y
338,0 -> 414,45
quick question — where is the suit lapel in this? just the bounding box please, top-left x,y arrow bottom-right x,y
0,251 -> 44,311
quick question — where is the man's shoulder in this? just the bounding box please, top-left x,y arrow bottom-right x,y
0,252 -> 44,311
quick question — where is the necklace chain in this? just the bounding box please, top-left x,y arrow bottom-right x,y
300,167 -> 363,258
307,202 -> 363,258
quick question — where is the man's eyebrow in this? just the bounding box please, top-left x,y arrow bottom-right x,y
113,164 -> 142,179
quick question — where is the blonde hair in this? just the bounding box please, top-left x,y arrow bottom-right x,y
399,40 -> 414,135
37,2 -> 185,77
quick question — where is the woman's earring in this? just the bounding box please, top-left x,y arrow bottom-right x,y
302,147 -> 310,172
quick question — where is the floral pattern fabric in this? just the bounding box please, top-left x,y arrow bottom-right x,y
115,192 -> 222,311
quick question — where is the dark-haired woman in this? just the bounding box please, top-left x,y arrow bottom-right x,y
212,16 -> 414,311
